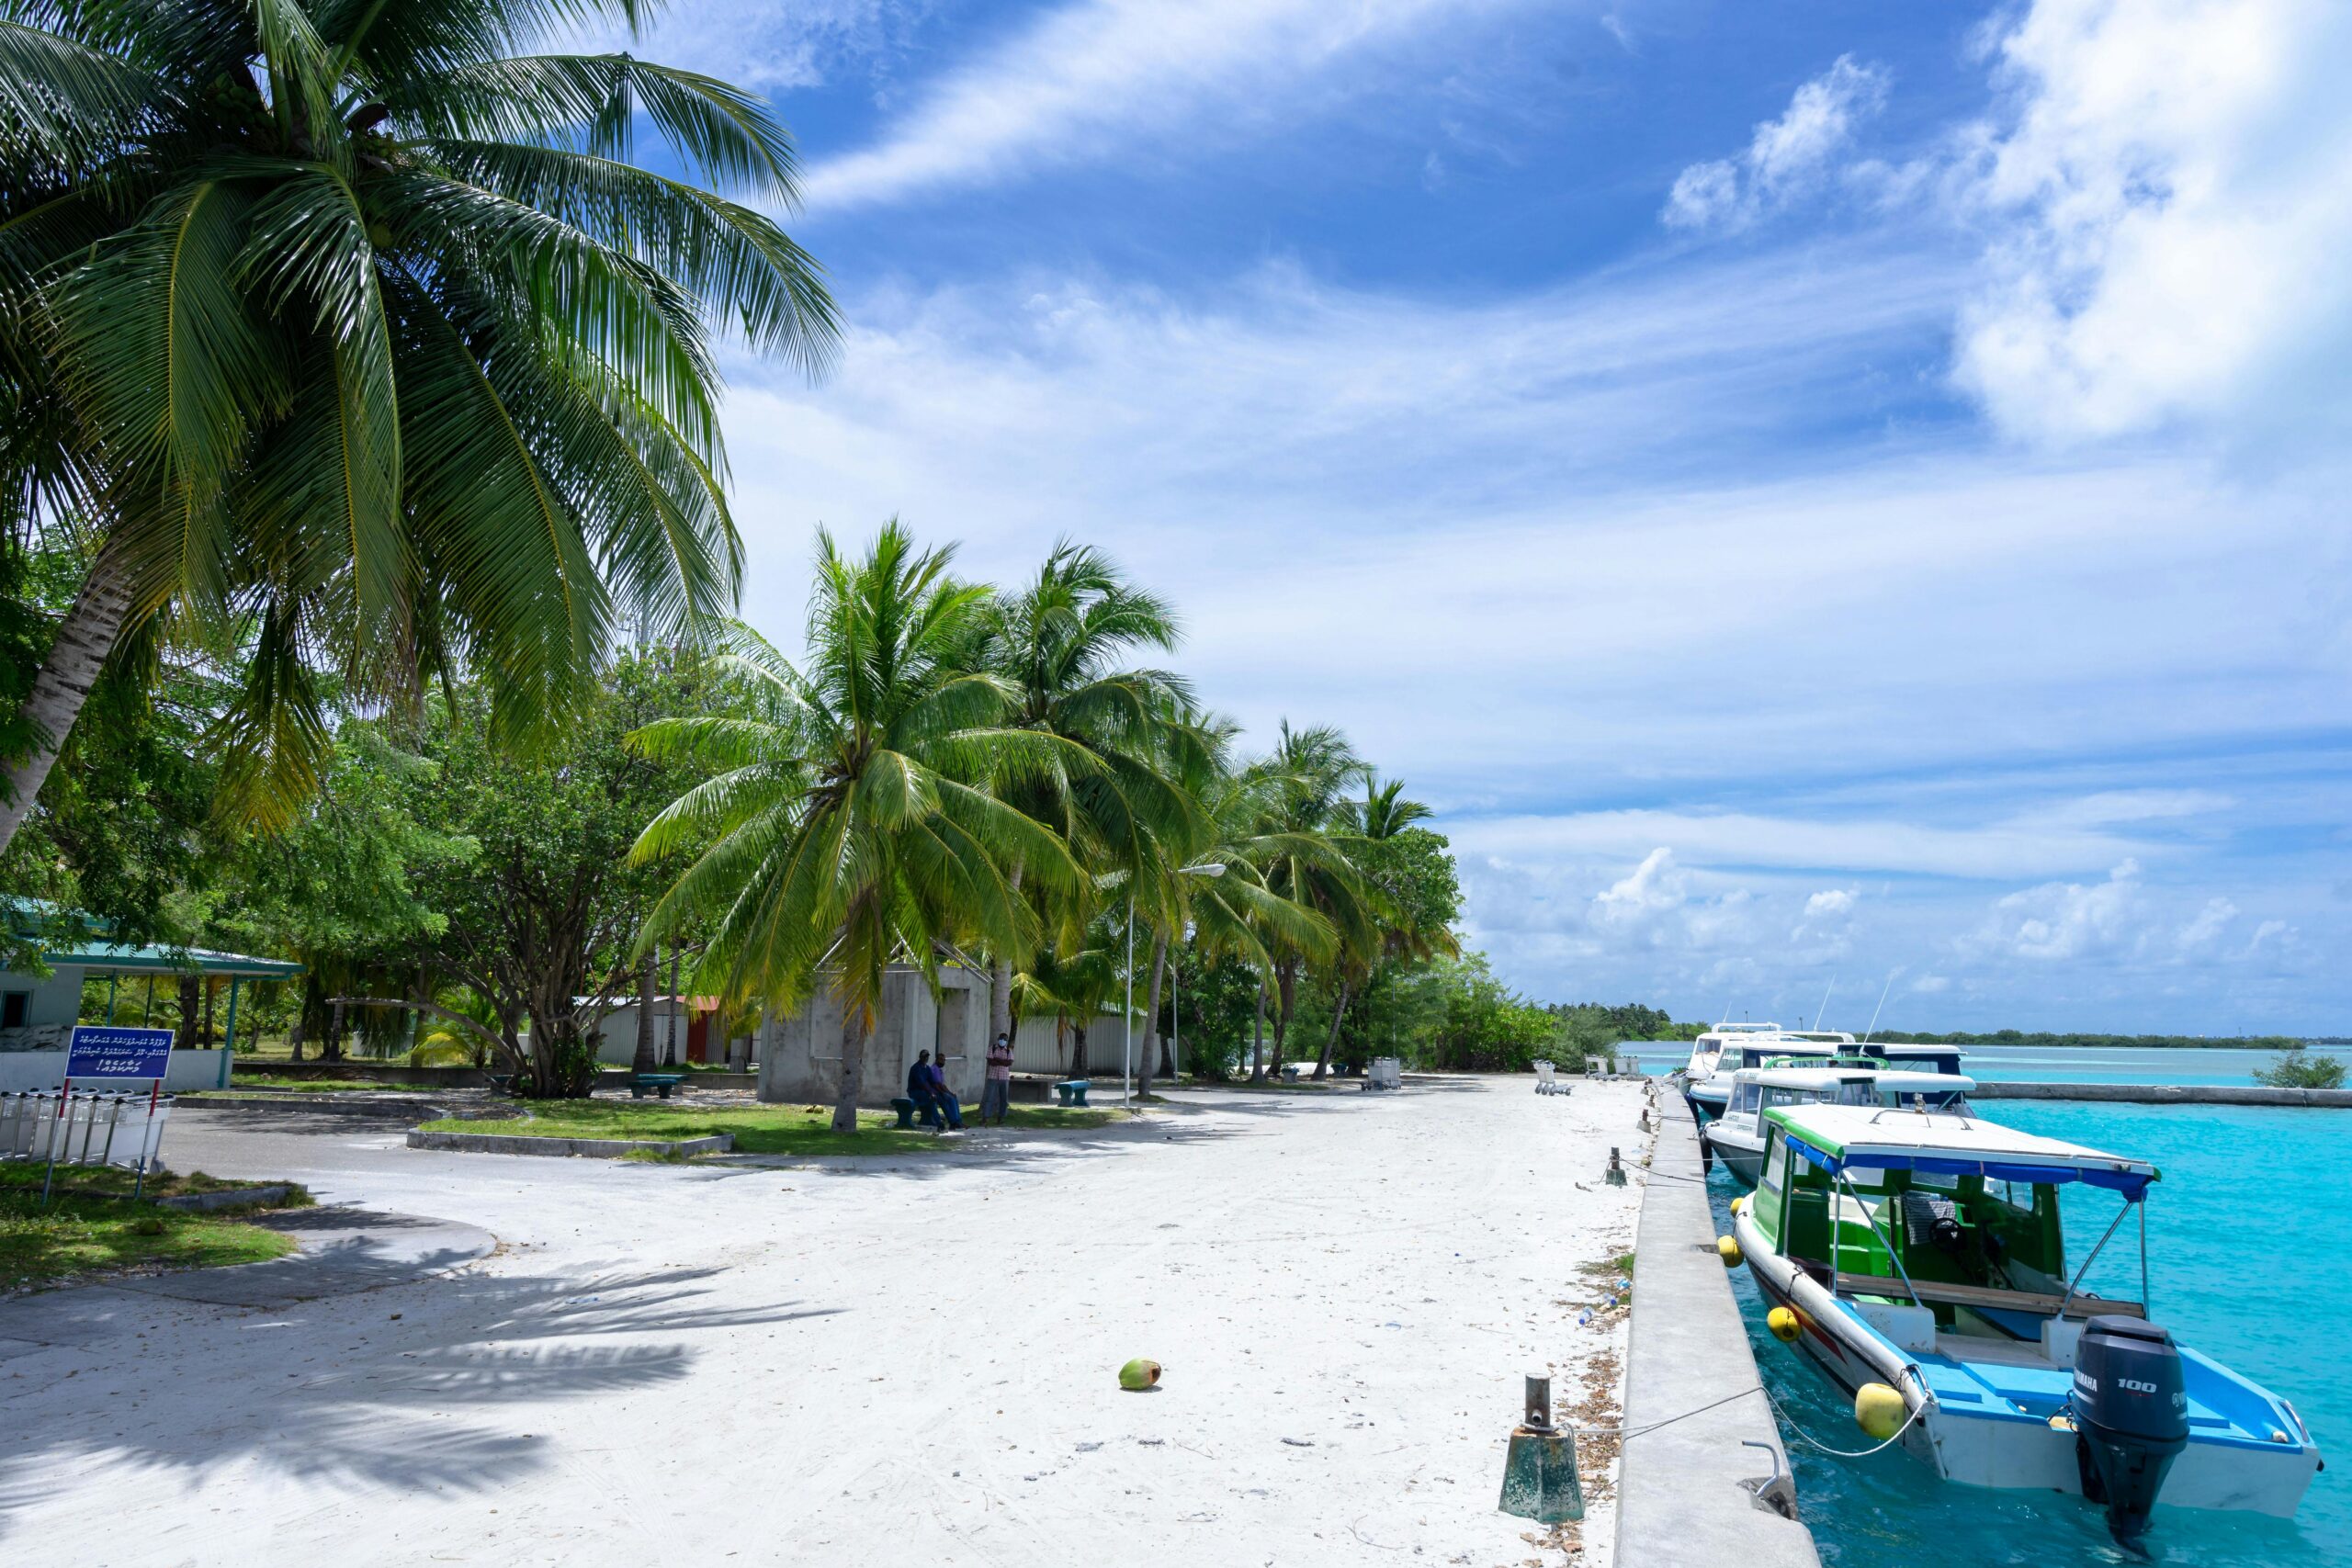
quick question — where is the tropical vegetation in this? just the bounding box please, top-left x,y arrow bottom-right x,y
0,0 -> 835,856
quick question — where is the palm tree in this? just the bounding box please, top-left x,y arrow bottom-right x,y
0,0 -> 837,852
626,524 -> 1080,1131
956,541 -> 1198,1057
1259,721 -> 1380,1077
1312,775 -> 1456,1078
1337,775 -> 1434,840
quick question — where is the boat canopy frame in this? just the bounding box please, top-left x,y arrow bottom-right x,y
1781,1133 -> 2157,1201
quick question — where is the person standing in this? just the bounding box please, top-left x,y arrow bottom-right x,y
981,1031 -> 1015,1124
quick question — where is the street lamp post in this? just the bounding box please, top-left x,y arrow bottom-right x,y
1125,863 -> 1226,1107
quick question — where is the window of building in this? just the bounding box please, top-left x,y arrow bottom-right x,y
1,990 -> 29,1030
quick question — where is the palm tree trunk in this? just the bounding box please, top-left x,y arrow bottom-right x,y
1250,981 -> 1267,1081
664,943 -> 682,1066
1312,979 -> 1351,1079
1270,962 -> 1295,1072
0,551 -> 133,857
630,951 -> 658,1075
988,863 -> 1024,1047
1136,932 -> 1169,1088
831,1001 -> 871,1132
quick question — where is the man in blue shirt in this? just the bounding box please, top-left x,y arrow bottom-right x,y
924,1053 -> 965,1130
908,1051 -> 945,1130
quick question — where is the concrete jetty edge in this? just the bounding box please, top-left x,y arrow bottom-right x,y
1973,1081 -> 2352,1107
1614,1090 -> 1821,1567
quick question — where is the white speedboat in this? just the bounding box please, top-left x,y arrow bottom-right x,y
1730,1103 -> 2322,1541
1703,1066 -> 1974,1186
1684,1028 -> 1854,1122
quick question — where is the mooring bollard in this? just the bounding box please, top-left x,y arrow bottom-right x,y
1498,1373 -> 1584,1523
1605,1145 -> 1627,1186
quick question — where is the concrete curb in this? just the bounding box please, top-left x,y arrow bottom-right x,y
184,1093 -> 450,1116
1615,1089 -> 1821,1567
1973,1081 -> 2352,1107
155,1183 -> 300,1213
404,1128 -> 734,1158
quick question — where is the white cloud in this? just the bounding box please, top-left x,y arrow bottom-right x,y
1911,974 -> 1952,994
1591,847 -> 1689,927
1664,54 -> 1890,231
1967,858 -> 2143,961
1803,888 -> 1858,919
2175,896 -> 2239,953
1953,0 -> 2352,446
798,0 -> 1535,209
572,0 -> 927,93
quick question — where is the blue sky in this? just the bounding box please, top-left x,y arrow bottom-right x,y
603,0 -> 2351,1033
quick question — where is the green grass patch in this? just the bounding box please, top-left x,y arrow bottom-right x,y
414,1100 -> 1123,1156
0,1168 -> 310,1292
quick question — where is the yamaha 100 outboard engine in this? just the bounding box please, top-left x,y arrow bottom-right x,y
2072,1315 -> 2189,1542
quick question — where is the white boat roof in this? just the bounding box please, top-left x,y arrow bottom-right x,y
1705,1021 -> 1784,1034
1738,1066 -> 1975,1095
1866,1042 -> 1964,1058
1768,1105 -> 2156,1189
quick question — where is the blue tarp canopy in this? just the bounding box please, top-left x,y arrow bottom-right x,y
1784,1134 -> 2156,1199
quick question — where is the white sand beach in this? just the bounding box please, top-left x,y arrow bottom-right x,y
1,1077 -> 1650,1566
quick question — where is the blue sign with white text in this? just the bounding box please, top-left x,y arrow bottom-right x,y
64,1025 -> 175,1080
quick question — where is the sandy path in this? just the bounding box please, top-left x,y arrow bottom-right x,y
0,1077 -> 1648,1567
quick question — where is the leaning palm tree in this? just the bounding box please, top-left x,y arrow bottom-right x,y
0,0 -> 837,852
956,540 -> 1200,1054
626,524 -> 1081,1132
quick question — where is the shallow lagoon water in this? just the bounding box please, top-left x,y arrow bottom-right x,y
1706,1101 -> 2349,1567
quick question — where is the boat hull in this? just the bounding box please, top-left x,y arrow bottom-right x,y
1702,1124 -> 1765,1187
1731,1209 -> 2321,1518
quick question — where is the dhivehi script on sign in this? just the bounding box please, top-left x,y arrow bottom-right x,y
63,1025 -> 176,1080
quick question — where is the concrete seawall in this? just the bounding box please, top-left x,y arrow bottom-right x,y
1973,1081 -> 2352,1108
1615,1091 -> 1820,1566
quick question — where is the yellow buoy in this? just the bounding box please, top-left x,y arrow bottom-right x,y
1766,1306 -> 1802,1343
1715,1235 -> 1742,1268
1730,1195 -> 1747,1216
1854,1382 -> 1906,1441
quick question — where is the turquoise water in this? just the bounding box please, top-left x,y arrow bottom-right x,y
1707,1101 -> 2350,1566
1626,1042 -> 2297,1087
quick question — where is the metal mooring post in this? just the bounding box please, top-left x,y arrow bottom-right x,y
1499,1373 -> 1583,1523
1605,1146 -> 1627,1186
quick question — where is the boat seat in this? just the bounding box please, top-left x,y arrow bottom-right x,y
1834,1271 -> 2144,1320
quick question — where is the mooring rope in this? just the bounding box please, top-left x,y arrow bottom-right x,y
1760,1382 -> 1926,1458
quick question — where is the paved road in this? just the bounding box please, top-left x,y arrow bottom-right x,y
0,1080 -> 1646,1567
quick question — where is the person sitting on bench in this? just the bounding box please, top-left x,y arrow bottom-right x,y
922,1052 -> 965,1131
907,1051 -> 945,1130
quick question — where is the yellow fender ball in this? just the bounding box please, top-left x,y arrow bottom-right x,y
1118,1358 -> 1162,1392
1715,1235 -> 1742,1268
1730,1195 -> 1747,1216
1855,1382 -> 1906,1441
1766,1306 -> 1802,1343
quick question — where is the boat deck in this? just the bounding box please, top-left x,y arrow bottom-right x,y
1900,1331 -> 2284,1447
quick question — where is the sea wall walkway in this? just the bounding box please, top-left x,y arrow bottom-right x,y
1973,1081 -> 2352,1108
1616,1089 -> 1820,1566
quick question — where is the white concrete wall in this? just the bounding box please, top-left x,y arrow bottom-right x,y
757,968 -> 989,1106
0,963 -> 88,1051
0,1049 -> 229,1093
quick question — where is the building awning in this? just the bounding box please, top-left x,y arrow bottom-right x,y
6,897 -> 302,980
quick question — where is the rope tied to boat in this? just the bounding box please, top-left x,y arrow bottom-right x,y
1761,1382 -> 1927,1458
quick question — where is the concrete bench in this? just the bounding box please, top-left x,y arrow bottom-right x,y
629,1074 -> 686,1100
1054,1079 -> 1091,1107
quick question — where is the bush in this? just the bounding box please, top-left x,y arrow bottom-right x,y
2254,1045 -> 2347,1090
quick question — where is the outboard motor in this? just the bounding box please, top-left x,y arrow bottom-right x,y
2072,1315 -> 2189,1542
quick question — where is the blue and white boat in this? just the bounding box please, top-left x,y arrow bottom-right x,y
1730,1103 -> 2322,1540
1702,1065 -> 1975,1187
1680,1025 -> 1852,1122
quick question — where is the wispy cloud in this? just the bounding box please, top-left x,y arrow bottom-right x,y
1664,54 -> 1890,232
797,0 -> 1546,209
